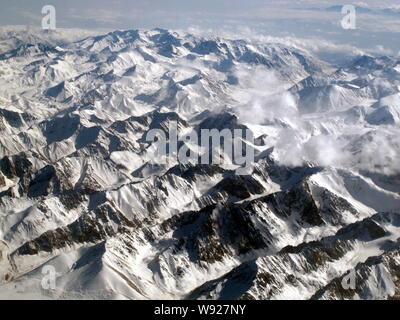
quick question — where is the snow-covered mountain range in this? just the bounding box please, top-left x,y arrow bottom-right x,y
0,27 -> 399,300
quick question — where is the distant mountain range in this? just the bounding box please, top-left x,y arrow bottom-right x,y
322,5 -> 400,16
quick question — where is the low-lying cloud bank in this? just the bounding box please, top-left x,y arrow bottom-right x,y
232,65 -> 400,176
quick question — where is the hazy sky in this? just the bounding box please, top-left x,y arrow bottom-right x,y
0,0 -> 399,56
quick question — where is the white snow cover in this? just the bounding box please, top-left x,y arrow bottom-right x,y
0,27 -> 399,300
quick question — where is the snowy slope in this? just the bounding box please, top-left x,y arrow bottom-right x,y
0,27 -> 399,300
